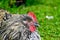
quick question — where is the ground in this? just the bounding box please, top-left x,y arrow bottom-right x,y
0,0 -> 60,40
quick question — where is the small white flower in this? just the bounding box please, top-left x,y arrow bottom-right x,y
46,16 -> 54,19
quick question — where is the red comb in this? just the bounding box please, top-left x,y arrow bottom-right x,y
28,12 -> 37,22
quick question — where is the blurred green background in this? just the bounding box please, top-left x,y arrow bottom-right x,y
0,0 -> 60,40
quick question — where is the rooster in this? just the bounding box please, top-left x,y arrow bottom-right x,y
1,12 -> 41,40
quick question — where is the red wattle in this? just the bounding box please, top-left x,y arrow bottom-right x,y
29,25 -> 36,32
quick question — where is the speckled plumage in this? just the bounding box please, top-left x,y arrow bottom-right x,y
0,10 -> 41,40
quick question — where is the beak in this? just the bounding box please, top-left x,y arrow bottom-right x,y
34,22 -> 40,27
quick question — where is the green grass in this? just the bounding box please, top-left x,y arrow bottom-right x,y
0,0 -> 60,40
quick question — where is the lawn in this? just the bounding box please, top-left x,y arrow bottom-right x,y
0,0 -> 60,40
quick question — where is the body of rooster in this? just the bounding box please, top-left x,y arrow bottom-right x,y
0,10 -> 41,40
